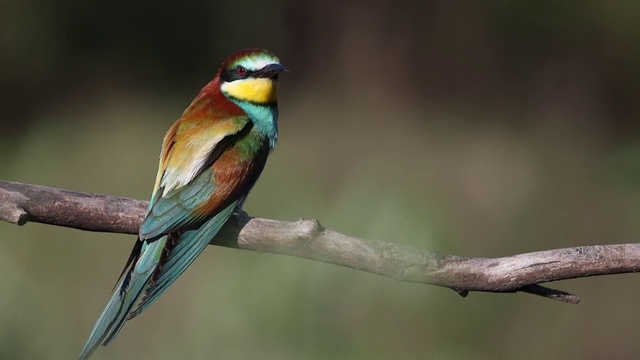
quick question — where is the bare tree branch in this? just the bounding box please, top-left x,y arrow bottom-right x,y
2,179 -> 640,304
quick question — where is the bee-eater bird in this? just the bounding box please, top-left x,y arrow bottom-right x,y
79,48 -> 287,359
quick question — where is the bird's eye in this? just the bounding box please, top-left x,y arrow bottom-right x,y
236,66 -> 247,77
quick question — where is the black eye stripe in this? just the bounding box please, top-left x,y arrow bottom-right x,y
221,65 -> 254,82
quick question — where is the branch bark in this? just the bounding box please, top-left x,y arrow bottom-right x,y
2,179 -> 640,304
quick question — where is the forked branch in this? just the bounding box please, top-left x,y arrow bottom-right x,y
2,179 -> 640,304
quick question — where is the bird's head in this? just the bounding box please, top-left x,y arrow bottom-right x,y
219,48 -> 287,105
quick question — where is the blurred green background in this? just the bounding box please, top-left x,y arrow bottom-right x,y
2,1 -> 640,359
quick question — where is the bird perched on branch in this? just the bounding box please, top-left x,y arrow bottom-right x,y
79,48 -> 287,359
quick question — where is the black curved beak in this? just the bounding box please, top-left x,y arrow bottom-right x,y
255,63 -> 288,79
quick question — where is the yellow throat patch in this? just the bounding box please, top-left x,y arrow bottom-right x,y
221,78 -> 278,104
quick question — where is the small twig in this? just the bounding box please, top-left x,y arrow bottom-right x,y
519,285 -> 580,304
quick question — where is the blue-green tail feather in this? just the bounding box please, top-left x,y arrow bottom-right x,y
129,200 -> 239,317
78,237 -> 165,360
79,200 -> 239,359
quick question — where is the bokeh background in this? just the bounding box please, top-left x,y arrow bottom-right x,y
2,1 -> 640,359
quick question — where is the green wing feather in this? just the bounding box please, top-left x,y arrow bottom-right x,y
139,115 -> 249,241
139,169 -> 216,240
